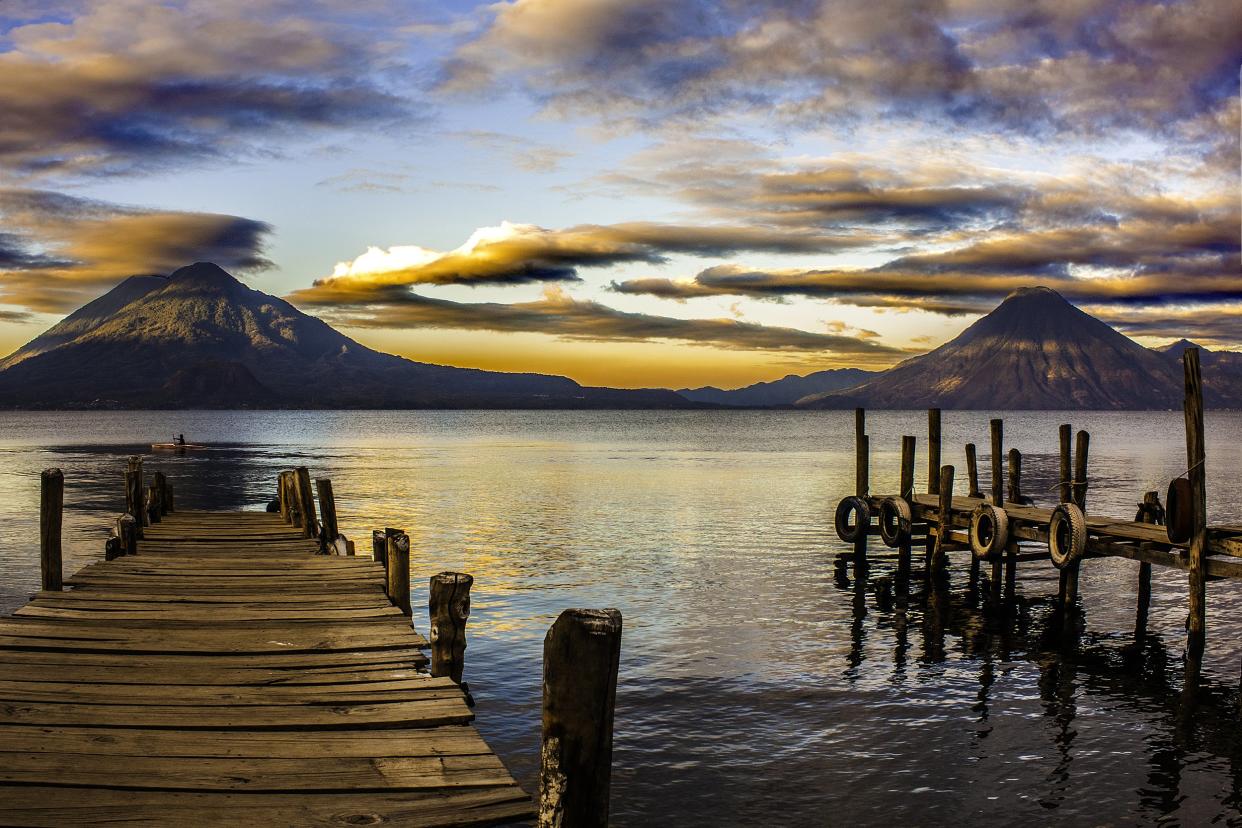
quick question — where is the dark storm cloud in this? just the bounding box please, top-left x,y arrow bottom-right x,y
302,284 -> 908,356
442,0 -> 1241,145
0,189 -> 272,312
0,0 -> 412,177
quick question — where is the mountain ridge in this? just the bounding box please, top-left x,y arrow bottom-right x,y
0,262 -> 694,410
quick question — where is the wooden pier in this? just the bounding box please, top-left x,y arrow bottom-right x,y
2,465 -> 624,826
835,348 -> 1242,686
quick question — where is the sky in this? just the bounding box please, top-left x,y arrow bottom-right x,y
0,0 -> 1237,389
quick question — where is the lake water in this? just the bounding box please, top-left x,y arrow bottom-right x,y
2,409 -> 1242,826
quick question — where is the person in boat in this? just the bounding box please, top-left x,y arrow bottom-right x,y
176,434 -> 186,446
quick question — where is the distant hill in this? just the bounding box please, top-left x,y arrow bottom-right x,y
0,262 -> 694,409
798,287 -> 1242,410
678,368 -> 875,407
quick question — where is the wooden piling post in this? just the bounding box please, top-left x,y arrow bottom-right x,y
165,483 -> 175,513
989,419 -> 1004,506
429,572 -> 473,684
278,471 -> 295,524
146,483 -> 162,524
1058,431 -> 1090,623
854,408 -> 868,498
1058,424 -> 1072,503
40,468 -> 63,591
1135,492 -> 1160,640
315,479 -> 339,542
371,529 -> 387,566
898,435 -> 916,583
1182,348 -> 1207,662
927,409 -> 941,495
931,465 -> 954,571
295,467 -> 318,538
965,444 -> 981,499
386,531 -> 412,615
124,457 -> 144,539
1005,448 -> 1020,596
539,608 -> 622,828
114,514 -> 137,558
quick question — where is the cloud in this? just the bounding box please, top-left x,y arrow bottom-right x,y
442,0 -> 1240,149
0,189 -> 271,312
292,219 -> 878,299
300,283 -> 907,357
0,0 -> 412,178
1091,303 -> 1242,349
453,130 -> 575,173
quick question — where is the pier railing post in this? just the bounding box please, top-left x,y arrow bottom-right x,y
429,572 -> 473,684
539,608 -> 622,828
386,531 -> 412,616
1182,348 -> 1207,664
40,468 -> 63,591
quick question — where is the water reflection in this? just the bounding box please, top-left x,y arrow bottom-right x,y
2,409 -> 1242,826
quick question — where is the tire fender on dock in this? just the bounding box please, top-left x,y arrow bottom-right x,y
1048,502 -> 1087,569
834,496 -> 871,544
877,497 -> 913,548
969,503 -> 1009,560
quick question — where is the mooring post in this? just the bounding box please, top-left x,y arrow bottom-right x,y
115,513 -> 137,557
965,444 -> 981,499
1182,348 -> 1207,664
39,468 -> 63,591
1059,429 -> 1090,621
294,467 -> 318,539
165,483 -> 175,513
153,471 -> 168,515
854,408 -> 868,498
371,529 -> 387,566
278,471 -> 295,524
386,531 -> 412,615
1004,448 -> 1021,596
125,456 -> 144,539
987,420 -> 1005,601
931,465 -> 955,572
429,572 -> 473,683
898,436 -> 916,588
315,478 -> 339,543
1135,491 -> 1159,641
1058,424 -> 1072,503
927,409 -> 941,496
539,608 -> 622,828
131,456 -> 148,529
146,483 -> 162,524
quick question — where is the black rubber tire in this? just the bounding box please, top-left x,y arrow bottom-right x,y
970,503 -> 1009,560
878,497 -> 913,548
1048,502 -> 1087,569
834,496 -> 871,544
1166,478 -> 1193,544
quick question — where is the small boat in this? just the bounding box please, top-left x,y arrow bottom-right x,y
151,442 -> 208,451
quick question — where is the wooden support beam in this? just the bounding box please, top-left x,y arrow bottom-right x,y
965,444 -> 981,499
125,457 -> 144,539
165,483 -> 175,513
1005,447 -> 1020,597
1135,492 -> 1160,641
146,483 -> 162,524
1183,348 -> 1207,662
429,572 -> 473,684
927,409 -> 941,495
278,471 -> 295,524
153,471 -> 169,515
1073,430 -> 1090,511
39,468 -> 63,592
989,419 -> 1003,506
1007,449 -> 1022,505
899,435 -> 916,499
1059,429 -> 1090,619
315,478 -> 339,543
1059,424 -> 1072,503
371,529 -> 387,566
386,531 -> 412,616
539,608 -> 622,828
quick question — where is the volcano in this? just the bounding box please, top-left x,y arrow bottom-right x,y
798,287 -> 1198,409
0,262 -> 691,409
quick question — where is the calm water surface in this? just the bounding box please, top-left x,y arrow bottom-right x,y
2,410 -> 1242,826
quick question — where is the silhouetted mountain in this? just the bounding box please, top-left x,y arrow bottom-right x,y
0,262 -> 693,409
679,368 -> 875,407
1156,339 -> 1242,404
797,287 -> 1227,409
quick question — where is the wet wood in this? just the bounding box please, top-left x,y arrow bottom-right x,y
1183,347 -> 1207,661
927,408 -> 941,496
1059,424 -> 1072,503
1006,448 -> 1022,505
429,572 -> 473,684
1135,492 -> 1160,640
539,608 -> 622,828
0,499 -> 531,826
316,477 -> 338,544
294,466 -> 318,539
855,408 -> 868,498
965,444 -> 981,499
989,419 -> 1003,506
387,531 -> 412,616
39,469 -> 63,592
931,465 -> 955,571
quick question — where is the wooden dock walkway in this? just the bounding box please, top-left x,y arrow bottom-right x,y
0,509 -> 535,826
